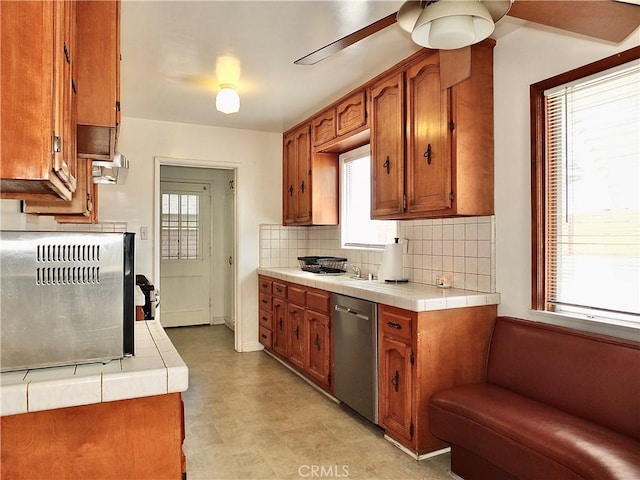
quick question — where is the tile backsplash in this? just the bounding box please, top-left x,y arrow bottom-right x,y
259,216 -> 496,293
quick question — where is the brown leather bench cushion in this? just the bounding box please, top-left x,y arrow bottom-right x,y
430,383 -> 640,480
486,317 -> 640,441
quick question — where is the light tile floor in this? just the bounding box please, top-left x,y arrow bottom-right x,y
167,325 -> 452,480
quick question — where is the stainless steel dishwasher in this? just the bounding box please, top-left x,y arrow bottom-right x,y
333,293 -> 378,423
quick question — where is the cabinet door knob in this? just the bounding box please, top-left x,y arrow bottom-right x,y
383,156 -> 391,174
424,143 -> 432,165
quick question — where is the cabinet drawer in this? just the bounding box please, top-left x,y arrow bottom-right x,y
379,305 -> 413,343
259,310 -> 273,330
288,285 -> 306,306
259,277 -> 272,294
259,293 -> 272,311
259,326 -> 272,348
273,281 -> 287,299
306,289 -> 330,314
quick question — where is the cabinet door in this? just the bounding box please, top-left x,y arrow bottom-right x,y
287,304 -> 306,369
379,335 -> 413,444
283,132 -> 297,225
76,0 -> 120,160
294,126 -> 312,224
306,310 -> 331,387
0,1 -> 76,201
406,53 -> 452,213
370,72 -> 405,218
336,91 -> 366,137
311,109 -> 336,147
272,298 -> 288,358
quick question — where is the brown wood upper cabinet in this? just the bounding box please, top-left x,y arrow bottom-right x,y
1,0 -> 78,201
370,43 -> 495,220
76,0 -> 121,160
23,158 -> 98,224
311,90 -> 368,149
283,124 -> 338,226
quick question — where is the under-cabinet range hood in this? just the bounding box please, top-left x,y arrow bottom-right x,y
92,152 -> 129,184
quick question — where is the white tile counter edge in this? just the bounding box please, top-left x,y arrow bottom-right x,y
257,267 -> 501,312
0,321 -> 189,416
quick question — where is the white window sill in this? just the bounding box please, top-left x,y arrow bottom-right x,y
528,309 -> 640,342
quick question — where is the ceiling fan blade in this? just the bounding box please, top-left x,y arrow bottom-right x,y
294,13 -> 397,65
507,0 -> 640,43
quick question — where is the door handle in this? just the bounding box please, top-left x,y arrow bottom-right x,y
314,333 -> 321,350
278,318 -> 283,330
289,184 -> 294,197
294,326 -> 300,340
300,181 -> 305,193
424,143 -> 432,165
391,370 -> 400,392
383,156 -> 391,174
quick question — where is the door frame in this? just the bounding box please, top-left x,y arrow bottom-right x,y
153,156 -> 240,352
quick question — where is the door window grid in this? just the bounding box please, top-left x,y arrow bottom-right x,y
161,193 -> 200,260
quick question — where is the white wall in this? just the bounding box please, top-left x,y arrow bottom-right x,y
493,27 -> 639,339
109,118 -> 281,350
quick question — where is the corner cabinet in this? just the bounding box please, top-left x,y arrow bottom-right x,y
370,42 -> 495,220
282,125 -> 338,226
378,303 -> 496,456
1,0 -> 78,201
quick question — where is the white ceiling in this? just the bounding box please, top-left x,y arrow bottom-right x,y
118,1 -> 553,134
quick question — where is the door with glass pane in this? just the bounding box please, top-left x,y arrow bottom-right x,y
160,182 -> 211,327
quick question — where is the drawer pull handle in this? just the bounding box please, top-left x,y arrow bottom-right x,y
261,334 -> 267,339
391,370 -> 400,392
261,299 -> 268,304
261,316 -> 268,322
262,282 -> 268,288
387,321 -> 402,330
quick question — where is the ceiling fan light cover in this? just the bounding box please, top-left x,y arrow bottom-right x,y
411,0 -> 495,50
216,85 -> 240,114
397,1 -> 423,33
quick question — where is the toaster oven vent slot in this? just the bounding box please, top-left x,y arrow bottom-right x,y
36,243 -> 100,263
35,266 -> 101,286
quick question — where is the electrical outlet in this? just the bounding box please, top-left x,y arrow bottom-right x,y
140,226 -> 148,240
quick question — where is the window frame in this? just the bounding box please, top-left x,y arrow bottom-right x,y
339,144 -> 397,250
530,46 -> 640,316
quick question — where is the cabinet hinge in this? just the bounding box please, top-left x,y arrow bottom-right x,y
409,422 -> 414,438
449,191 -> 454,202
115,101 -> 121,112
449,120 -> 455,131
52,135 -> 61,154
410,352 -> 415,365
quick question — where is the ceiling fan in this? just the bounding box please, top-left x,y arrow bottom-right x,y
294,0 -> 640,67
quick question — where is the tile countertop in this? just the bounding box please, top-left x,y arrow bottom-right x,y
0,321 -> 188,417
257,267 -> 501,312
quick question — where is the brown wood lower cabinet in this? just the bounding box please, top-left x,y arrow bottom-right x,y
0,393 -> 185,480
378,303 -> 496,456
258,275 -> 333,393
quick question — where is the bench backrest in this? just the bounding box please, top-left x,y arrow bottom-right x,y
486,316 -> 640,441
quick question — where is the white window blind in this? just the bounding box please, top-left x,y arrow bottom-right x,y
341,146 -> 396,249
543,62 -> 640,322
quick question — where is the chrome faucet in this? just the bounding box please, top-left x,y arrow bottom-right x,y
348,264 -> 362,278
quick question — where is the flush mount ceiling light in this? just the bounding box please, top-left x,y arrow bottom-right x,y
398,0 -> 511,50
216,84 -> 240,114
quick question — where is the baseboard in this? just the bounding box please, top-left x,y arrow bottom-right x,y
383,434 -> 450,461
241,341 -> 264,352
224,317 -> 235,331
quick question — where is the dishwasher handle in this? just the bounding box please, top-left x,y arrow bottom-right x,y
334,304 -> 370,321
